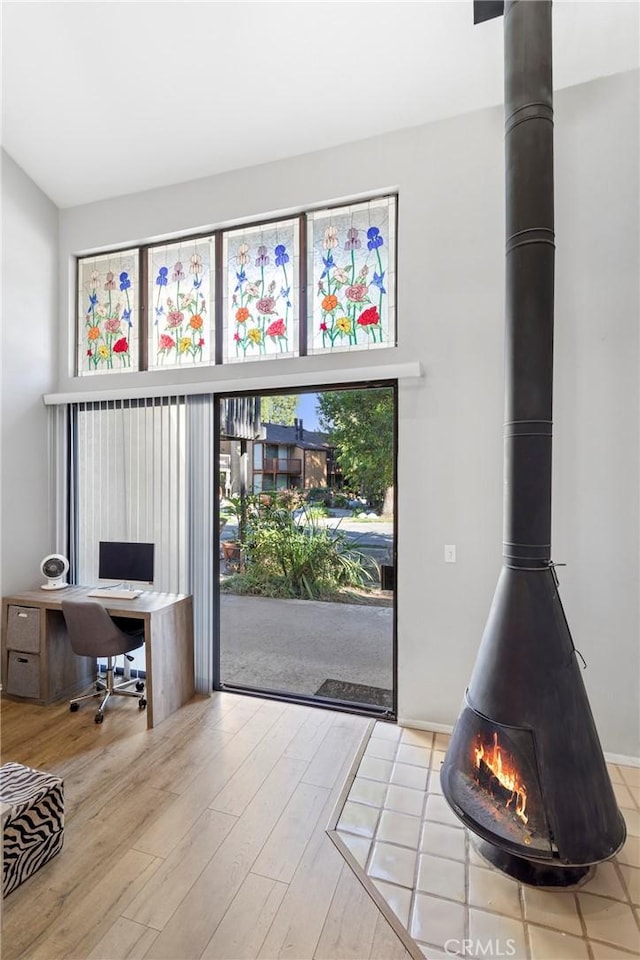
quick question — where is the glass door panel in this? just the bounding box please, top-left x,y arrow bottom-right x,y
218,384 -> 396,715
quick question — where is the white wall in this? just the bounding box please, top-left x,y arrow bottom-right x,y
12,70 -> 639,756
1,151 -> 59,595
553,75 -> 640,762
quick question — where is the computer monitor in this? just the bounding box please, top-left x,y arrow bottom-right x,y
98,541 -> 155,585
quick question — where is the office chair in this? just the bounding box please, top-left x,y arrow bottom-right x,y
61,599 -> 147,724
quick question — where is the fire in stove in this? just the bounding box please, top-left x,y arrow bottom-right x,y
474,732 -> 528,825
441,702 -> 547,857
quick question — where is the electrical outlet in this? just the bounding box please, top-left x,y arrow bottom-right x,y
444,544 -> 456,563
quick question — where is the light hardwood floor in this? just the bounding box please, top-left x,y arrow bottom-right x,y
1,690 -> 412,960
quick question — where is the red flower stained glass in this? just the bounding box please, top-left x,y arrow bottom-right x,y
266,318 -> 286,337
149,237 -> 214,369
357,306 -> 380,327
308,196 -> 395,354
77,249 -> 139,375
224,219 -> 298,361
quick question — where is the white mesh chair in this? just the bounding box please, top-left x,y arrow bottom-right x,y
61,599 -> 146,724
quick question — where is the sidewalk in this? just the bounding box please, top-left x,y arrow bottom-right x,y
220,593 -> 393,705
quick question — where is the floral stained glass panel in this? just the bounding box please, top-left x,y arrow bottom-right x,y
307,196 -> 396,354
223,220 -> 299,363
149,237 -> 214,369
78,249 -> 139,375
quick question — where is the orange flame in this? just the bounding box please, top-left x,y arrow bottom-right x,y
475,732 -> 528,824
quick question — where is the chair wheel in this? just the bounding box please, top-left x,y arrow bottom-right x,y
70,703 -> 79,712
139,698 -> 147,710
95,712 -> 104,724
135,680 -> 145,692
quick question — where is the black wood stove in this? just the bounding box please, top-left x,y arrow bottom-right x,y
440,0 -> 626,886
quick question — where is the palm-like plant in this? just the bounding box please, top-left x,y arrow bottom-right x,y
230,495 -> 375,600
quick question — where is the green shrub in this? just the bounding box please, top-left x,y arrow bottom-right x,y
303,504 -> 329,520
305,487 -> 332,506
232,493 -> 374,600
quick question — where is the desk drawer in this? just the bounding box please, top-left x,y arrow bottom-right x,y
6,651 -> 41,699
7,606 -> 40,653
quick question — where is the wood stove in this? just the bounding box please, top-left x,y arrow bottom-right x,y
440,0 -> 626,886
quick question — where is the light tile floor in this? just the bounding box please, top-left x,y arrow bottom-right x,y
329,723 -> 640,960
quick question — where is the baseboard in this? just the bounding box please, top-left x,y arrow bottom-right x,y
605,751 -> 640,769
396,717 -> 454,734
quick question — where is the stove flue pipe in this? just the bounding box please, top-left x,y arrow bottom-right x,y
440,0 -> 626,880
502,0 -> 555,569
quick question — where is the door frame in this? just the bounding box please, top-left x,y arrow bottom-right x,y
213,379 -> 398,719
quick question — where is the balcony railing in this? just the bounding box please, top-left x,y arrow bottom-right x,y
263,457 -> 302,475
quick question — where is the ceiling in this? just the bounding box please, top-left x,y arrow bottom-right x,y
2,1 -> 638,209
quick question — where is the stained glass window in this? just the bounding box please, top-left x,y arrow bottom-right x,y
75,195 -> 397,377
148,237 -> 214,369
307,196 -> 396,354
223,220 -> 299,363
77,249 -> 139,375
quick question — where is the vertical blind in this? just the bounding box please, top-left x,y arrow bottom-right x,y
72,397 -> 189,592
187,395 -> 216,693
48,404 -> 71,563
56,395 -> 216,694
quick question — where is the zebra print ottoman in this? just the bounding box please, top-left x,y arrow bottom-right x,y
1,762 -> 64,897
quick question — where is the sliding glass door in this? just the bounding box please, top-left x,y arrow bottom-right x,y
66,386 -> 396,712
217,383 -> 396,716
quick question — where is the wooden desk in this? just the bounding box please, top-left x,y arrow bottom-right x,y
1,587 -> 194,729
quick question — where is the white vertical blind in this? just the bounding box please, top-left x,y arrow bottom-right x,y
72,398 -> 189,594
63,395 -> 216,695
48,405 -> 70,561
187,395 -> 216,694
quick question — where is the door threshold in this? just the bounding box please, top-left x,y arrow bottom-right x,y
218,682 -> 396,721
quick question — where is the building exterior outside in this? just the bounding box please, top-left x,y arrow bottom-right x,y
220,419 -> 339,495
253,419 -> 340,492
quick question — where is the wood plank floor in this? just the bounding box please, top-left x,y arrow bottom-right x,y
1,691 -> 412,960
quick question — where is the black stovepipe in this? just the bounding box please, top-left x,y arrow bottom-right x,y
502,0 -> 555,569
441,0 -> 626,878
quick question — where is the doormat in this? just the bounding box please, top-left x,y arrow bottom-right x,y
314,679 -> 393,709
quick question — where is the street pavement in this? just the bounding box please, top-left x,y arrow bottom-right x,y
219,593 -> 393,701
218,510 -> 394,704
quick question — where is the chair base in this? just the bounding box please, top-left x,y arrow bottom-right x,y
70,657 -> 146,723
